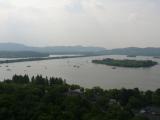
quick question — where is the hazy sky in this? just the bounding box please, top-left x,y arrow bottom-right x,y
0,0 -> 160,48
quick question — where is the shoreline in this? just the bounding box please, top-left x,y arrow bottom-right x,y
0,55 -> 89,64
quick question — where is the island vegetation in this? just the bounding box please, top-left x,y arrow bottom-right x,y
0,74 -> 159,120
92,58 -> 158,68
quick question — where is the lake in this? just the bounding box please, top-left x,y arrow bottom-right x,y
0,55 -> 160,91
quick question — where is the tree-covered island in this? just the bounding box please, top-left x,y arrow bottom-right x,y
92,58 -> 158,68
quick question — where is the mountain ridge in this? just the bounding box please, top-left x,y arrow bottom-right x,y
0,43 -> 160,56
0,43 -> 106,54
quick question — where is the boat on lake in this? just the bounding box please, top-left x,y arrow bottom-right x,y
73,65 -> 80,68
6,69 -> 11,71
112,67 -> 117,69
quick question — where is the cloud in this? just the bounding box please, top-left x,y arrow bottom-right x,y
65,0 -> 83,14
0,0 -> 160,48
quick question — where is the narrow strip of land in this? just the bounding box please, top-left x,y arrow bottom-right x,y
0,55 -> 88,64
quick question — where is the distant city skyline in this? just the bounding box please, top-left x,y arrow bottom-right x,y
0,0 -> 160,48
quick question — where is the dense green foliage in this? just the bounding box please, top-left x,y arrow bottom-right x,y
0,75 -> 160,120
92,58 -> 158,68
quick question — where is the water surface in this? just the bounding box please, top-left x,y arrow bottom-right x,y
0,55 -> 160,91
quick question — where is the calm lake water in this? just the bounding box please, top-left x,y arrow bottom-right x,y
0,55 -> 160,91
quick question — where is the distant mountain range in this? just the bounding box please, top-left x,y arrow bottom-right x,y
0,43 -> 160,58
0,51 -> 49,58
104,47 -> 160,56
0,43 -> 106,54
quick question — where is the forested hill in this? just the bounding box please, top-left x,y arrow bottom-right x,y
0,74 -> 160,120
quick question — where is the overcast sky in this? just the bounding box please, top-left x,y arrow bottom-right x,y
0,0 -> 160,48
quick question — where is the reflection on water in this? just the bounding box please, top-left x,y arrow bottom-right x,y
0,55 -> 160,91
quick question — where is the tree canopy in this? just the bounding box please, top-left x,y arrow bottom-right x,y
0,75 -> 159,120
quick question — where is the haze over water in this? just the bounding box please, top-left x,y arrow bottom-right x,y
1,55 -> 160,91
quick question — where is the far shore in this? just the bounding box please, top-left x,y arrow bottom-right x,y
0,55 -> 89,64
